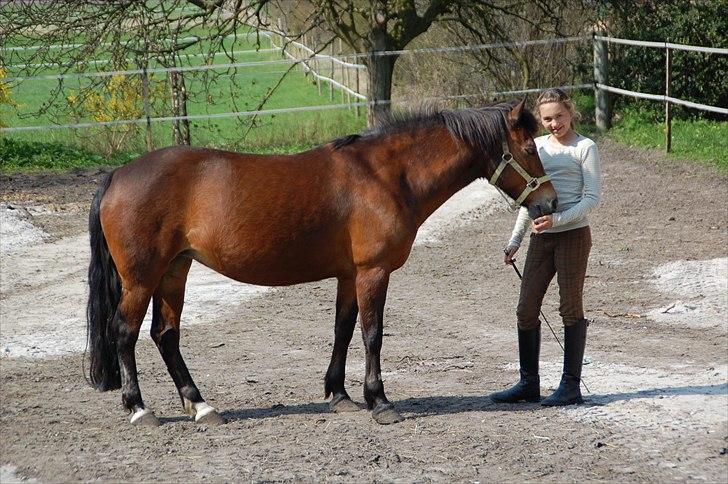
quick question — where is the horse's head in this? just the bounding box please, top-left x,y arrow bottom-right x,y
492,99 -> 558,219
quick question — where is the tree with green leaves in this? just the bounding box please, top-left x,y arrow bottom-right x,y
597,0 -> 727,120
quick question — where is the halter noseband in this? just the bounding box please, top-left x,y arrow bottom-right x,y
489,140 -> 551,210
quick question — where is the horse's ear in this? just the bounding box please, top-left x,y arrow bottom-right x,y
508,97 -> 527,123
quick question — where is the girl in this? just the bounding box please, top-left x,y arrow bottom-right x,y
491,88 -> 602,406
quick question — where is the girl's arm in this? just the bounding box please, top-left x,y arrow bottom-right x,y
507,206 -> 532,248
552,142 -> 602,227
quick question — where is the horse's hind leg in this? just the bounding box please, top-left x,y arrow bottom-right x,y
324,276 -> 360,413
115,286 -> 159,426
150,256 -> 224,425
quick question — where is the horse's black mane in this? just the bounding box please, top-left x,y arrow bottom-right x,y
330,101 -> 539,153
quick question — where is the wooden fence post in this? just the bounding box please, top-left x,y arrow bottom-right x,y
665,46 -> 672,153
329,44 -> 335,101
355,67 -> 361,117
141,66 -> 154,151
302,34 -> 307,78
316,60 -> 322,96
593,32 -> 611,131
277,18 -> 284,51
338,41 -> 345,105
344,58 -> 351,109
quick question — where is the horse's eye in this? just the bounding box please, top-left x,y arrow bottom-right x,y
524,145 -> 536,155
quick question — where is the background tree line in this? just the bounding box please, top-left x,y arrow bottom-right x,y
1,0 -> 725,138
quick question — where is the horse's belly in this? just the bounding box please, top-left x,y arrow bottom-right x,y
223,259 -> 337,286
189,241 -> 347,287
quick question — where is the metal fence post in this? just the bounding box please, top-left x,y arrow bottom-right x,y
665,45 -> 672,153
593,32 -> 611,131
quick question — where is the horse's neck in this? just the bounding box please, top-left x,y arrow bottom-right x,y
401,132 -> 481,227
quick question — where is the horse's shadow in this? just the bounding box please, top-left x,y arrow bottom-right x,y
582,382 -> 727,406
217,383 -> 727,422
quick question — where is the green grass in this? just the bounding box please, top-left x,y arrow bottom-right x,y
608,108 -> 728,171
0,137 -> 133,172
569,93 -> 727,172
3,30 -> 271,72
1,28 -> 367,171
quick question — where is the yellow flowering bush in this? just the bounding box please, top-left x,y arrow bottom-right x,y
0,68 -> 17,129
68,72 -> 163,155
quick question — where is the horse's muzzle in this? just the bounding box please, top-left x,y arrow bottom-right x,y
528,197 -> 558,219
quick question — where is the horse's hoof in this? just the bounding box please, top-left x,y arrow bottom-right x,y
196,409 -> 225,425
372,404 -> 405,425
330,395 -> 361,413
130,408 -> 161,427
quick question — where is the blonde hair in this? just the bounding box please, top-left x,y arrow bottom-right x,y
536,88 -> 581,128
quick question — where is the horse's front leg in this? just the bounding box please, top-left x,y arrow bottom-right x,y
324,276 -> 361,412
355,267 -> 405,425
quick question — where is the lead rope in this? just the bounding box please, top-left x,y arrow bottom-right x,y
504,252 -> 591,394
494,186 -> 519,213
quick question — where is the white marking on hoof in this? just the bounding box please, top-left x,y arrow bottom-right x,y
183,398 -> 219,422
193,402 -> 217,422
130,408 -> 152,424
130,408 -> 160,426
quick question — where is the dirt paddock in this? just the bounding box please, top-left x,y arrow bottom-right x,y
1,140 -> 726,482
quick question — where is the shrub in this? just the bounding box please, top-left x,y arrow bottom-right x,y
67,72 -> 164,156
0,68 -> 17,129
604,0 -> 727,120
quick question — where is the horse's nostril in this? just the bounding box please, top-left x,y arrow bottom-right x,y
552,199 -> 558,212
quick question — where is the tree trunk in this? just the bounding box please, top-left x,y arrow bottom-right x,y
365,22 -> 399,127
170,69 -> 191,145
365,53 -> 396,127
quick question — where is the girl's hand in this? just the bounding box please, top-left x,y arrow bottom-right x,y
503,245 -> 519,265
532,215 -> 553,234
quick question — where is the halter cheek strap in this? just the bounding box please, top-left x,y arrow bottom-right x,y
489,140 -> 551,209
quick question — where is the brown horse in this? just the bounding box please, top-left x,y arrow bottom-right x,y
86,99 -> 557,426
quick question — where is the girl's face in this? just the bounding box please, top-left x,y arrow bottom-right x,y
538,102 -> 574,140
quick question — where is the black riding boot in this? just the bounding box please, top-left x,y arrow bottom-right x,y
490,326 -> 541,403
542,318 -> 588,406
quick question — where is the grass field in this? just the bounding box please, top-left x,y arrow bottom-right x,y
607,109 -> 727,171
1,28 -> 367,168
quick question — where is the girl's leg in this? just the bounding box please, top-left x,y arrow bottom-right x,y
491,234 -> 555,403
543,227 -> 592,406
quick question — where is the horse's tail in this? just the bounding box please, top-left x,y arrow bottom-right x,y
85,172 -> 122,391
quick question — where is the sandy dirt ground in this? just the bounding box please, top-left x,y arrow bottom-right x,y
0,140 -> 726,482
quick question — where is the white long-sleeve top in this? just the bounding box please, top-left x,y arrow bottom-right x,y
508,133 -> 602,248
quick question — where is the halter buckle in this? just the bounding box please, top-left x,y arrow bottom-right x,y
526,177 -> 541,190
